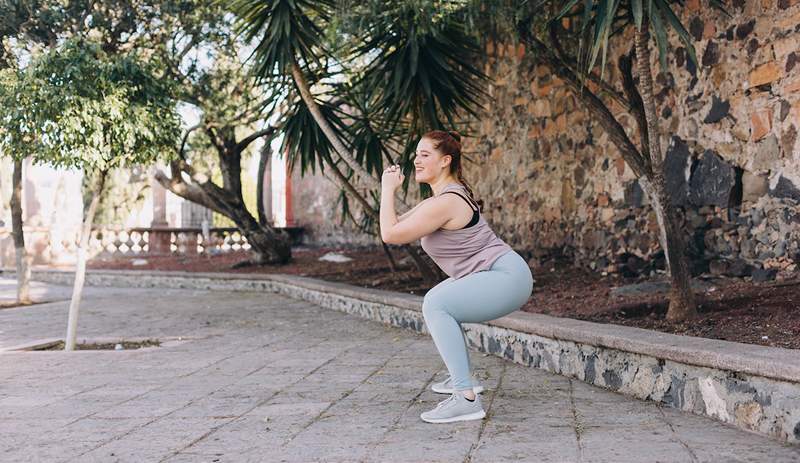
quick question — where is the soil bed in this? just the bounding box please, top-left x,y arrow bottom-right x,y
35,339 -> 161,350
88,246 -> 800,350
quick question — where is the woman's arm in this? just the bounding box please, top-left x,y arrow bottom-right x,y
381,197 -> 451,245
380,164 -> 448,244
397,198 -> 429,222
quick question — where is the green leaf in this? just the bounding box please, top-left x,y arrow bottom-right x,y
631,0 -> 643,30
649,5 -> 669,71
653,0 -> 696,69
555,0 -> 581,20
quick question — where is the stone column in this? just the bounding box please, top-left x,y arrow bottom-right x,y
262,151 -> 273,226
149,174 -> 171,254
284,159 -> 295,227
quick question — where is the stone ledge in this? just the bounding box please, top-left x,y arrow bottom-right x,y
13,267 -> 797,382
5,267 -> 799,444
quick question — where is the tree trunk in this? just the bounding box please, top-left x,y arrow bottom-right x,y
634,24 -> 697,321
220,197 -> 291,265
290,62 -> 381,192
381,240 -> 398,273
65,169 -> 108,351
155,162 -> 291,265
10,158 -> 31,304
525,20 -> 697,321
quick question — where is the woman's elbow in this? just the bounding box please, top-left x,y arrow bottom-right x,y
381,230 -> 396,245
381,230 -> 405,245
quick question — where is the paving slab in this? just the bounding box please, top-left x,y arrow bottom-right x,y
0,277 -> 798,463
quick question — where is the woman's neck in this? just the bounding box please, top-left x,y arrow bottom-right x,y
430,177 -> 461,197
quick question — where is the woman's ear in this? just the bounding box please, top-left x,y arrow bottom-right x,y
440,154 -> 452,169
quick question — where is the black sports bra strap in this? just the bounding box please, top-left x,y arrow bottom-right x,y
442,191 -> 479,211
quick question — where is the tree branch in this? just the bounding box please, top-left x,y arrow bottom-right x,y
205,126 -> 226,156
518,20 -> 648,177
618,50 -> 652,173
547,22 -> 634,115
233,125 -> 278,154
154,162 -> 226,215
178,124 -> 202,160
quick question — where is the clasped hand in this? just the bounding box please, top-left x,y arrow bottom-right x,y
381,164 -> 404,191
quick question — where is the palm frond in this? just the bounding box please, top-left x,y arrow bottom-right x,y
230,0 -> 335,82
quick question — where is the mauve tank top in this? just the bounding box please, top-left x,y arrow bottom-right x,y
420,183 -> 513,280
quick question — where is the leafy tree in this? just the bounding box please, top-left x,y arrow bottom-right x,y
0,0 -> 62,304
0,39 -> 180,349
149,1 -> 294,265
2,0 -> 296,267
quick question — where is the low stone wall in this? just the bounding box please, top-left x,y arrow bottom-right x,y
14,268 -> 800,445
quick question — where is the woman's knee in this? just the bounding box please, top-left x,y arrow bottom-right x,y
422,292 -> 446,319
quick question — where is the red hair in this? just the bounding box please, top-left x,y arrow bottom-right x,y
421,130 -> 483,210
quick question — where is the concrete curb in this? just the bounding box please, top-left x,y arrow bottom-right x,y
5,267 -> 799,444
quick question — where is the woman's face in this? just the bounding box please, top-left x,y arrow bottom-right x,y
413,137 -> 450,184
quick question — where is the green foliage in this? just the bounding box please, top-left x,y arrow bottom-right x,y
349,1 -> 489,132
230,0 -> 491,214
0,38 -> 180,171
86,167 -> 150,226
231,0 -> 335,80
280,96 -> 348,177
549,0 -> 728,75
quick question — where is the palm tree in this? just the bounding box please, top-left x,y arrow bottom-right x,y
229,0 -> 490,283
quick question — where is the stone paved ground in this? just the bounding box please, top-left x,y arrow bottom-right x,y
1,278 -> 799,463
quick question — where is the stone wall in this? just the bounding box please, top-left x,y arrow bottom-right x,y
458,1 -> 800,278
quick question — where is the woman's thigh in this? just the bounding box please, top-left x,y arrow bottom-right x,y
426,253 -> 533,323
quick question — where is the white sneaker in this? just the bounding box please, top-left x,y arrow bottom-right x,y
430,376 -> 484,394
420,391 -> 485,424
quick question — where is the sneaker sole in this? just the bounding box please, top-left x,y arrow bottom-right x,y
421,409 -> 486,424
431,385 -> 485,394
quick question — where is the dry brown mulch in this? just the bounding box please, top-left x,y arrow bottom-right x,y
526,263 -> 800,350
88,246 -> 800,350
34,340 -> 161,350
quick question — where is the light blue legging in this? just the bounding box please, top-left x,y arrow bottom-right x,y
422,251 -> 534,391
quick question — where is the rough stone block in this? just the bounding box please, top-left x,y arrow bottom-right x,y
704,95 -> 730,123
752,134 -> 781,172
703,41 -> 720,66
782,125 -> 797,156
785,77 -> 800,94
748,62 -> 781,88
770,175 -> 800,201
664,136 -> 691,206
777,11 -> 800,29
688,150 -> 736,207
624,180 -> 645,208
774,35 -> 799,59
736,19 -> 756,39
742,171 -> 770,202
751,108 -> 774,141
